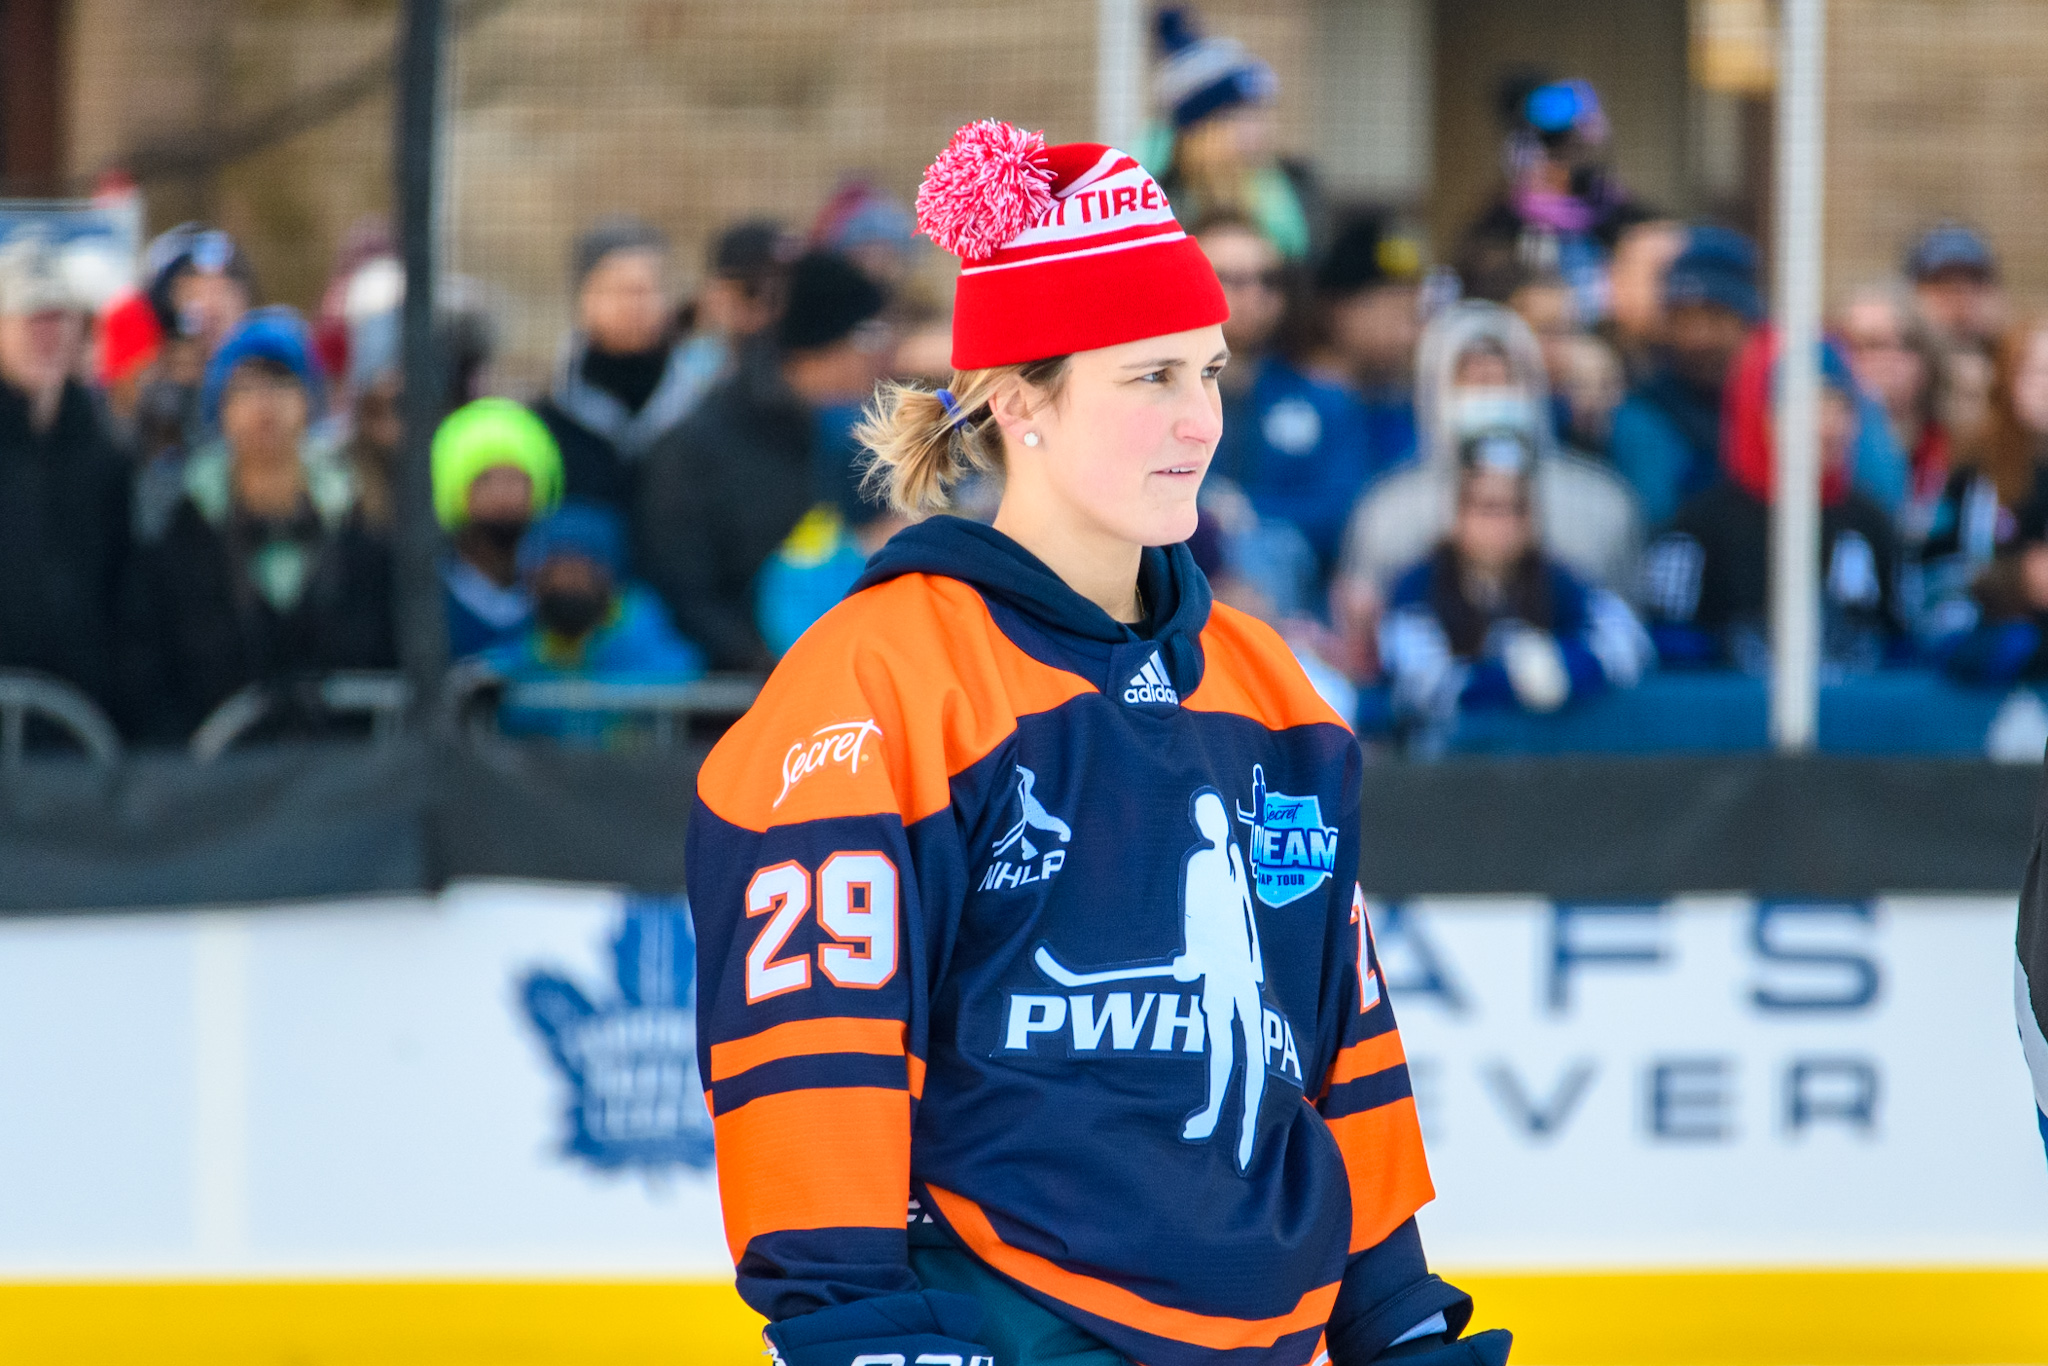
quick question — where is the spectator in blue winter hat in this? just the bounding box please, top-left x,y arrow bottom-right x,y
1907,222 -> 2007,350
1379,425 -> 1652,751
1150,5 -> 1319,261
1607,224 -> 1761,528
119,307 -> 392,743
482,503 -> 705,745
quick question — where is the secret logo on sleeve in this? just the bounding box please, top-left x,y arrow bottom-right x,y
776,719 -> 884,807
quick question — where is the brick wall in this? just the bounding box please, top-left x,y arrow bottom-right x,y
1827,0 -> 2048,308
59,0 -> 2048,390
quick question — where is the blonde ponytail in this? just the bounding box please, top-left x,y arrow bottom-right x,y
858,356 -> 1070,515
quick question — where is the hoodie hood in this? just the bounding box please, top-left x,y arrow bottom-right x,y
851,515 -> 1212,701
1721,325 -> 1856,507
1416,300 -> 1560,474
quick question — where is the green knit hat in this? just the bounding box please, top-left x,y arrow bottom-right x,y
430,398 -> 564,530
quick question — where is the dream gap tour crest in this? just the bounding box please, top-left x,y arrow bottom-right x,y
1238,764 -> 1339,908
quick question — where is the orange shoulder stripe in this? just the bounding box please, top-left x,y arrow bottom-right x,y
926,1184 -> 1340,1351
1183,603 -> 1350,732
1327,1031 -> 1407,1087
1322,1097 -> 1435,1253
713,1086 -> 910,1261
698,574 -> 1094,833
708,1016 -> 907,1083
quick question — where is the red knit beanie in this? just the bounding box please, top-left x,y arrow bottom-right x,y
917,120 -> 1228,369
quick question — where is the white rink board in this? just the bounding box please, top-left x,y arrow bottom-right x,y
1384,895 -> 2048,1267
0,883 -> 730,1278
0,886 -> 2043,1277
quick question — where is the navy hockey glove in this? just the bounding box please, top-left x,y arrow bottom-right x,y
764,1289 -> 997,1366
1374,1329 -> 1512,1366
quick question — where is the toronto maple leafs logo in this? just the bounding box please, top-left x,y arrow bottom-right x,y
521,895 -> 715,1172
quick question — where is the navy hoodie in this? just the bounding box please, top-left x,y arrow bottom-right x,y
688,516 -> 1468,1366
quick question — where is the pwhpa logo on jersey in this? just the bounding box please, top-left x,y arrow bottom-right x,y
776,718 -> 882,807
978,764 -> 1071,892
1123,650 -> 1179,705
1007,786 -> 1307,1173
1238,764 -> 1337,908
521,896 -> 715,1173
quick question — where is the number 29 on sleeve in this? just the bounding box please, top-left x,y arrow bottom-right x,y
745,852 -> 900,1002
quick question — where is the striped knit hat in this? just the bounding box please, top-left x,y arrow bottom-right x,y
917,120 -> 1227,370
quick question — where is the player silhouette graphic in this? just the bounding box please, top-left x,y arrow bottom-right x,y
1174,789 -> 1266,1170
991,765 -> 1071,860
1030,786 -> 1273,1171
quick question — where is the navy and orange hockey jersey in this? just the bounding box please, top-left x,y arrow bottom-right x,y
689,517 -> 1472,1366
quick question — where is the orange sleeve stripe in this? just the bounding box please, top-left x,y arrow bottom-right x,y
1182,604 -> 1350,732
1327,1031 -> 1408,1087
713,1086 -> 910,1262
708,1017 -> 907,1082
906,1053 -> 926,1099
1324,1098 -> 1436,1253
698,575 -> 1095,832
926,1184 -> 1340,1351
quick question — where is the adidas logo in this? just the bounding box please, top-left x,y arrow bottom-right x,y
1122,651 -> 1179,706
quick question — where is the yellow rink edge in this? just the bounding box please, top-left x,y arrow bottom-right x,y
0,1268 -> 2044,1365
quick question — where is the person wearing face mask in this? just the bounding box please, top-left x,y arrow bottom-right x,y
533,217 -> 716,515
479,504 -> 705,745
1338,300 -> 1643,604
119,307 -> 394,744
431,399 -> 565,659
1640,330 -> 1903,674
635,249 -> 890,672
0,234 -> 133,726
1379,429 -> 1651,751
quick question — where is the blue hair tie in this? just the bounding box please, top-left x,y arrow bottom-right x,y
935,387 -> 964,427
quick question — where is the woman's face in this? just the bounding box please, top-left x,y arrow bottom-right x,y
2012,327 -> 2048,437
579,248 -> 670,355
1200,226 -> 1286,355
1453,468 -> 1533,574
1001,325 -> 1228,548
1839,297 -> 1927,422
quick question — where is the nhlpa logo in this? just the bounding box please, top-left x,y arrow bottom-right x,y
1018,789 -> 1305,1173
1123,650 -> 1179,706
1238,764 -> 1338,908
521,895 -> 715,1172
978,765 -> 1071,892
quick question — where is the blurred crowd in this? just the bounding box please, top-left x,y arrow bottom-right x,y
6,5 -> 2048,755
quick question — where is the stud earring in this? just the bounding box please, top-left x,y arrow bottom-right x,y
1023,432 -> 1040,447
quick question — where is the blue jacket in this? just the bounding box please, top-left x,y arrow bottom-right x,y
483,584 -> 705,743
1379,548 -> 1652,727
688,517 -> 1470,1366
1216,358 -> 1391,566
1608,369 -> 1723,530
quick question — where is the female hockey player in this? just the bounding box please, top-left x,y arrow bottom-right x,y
688,120 -> 1511,1366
